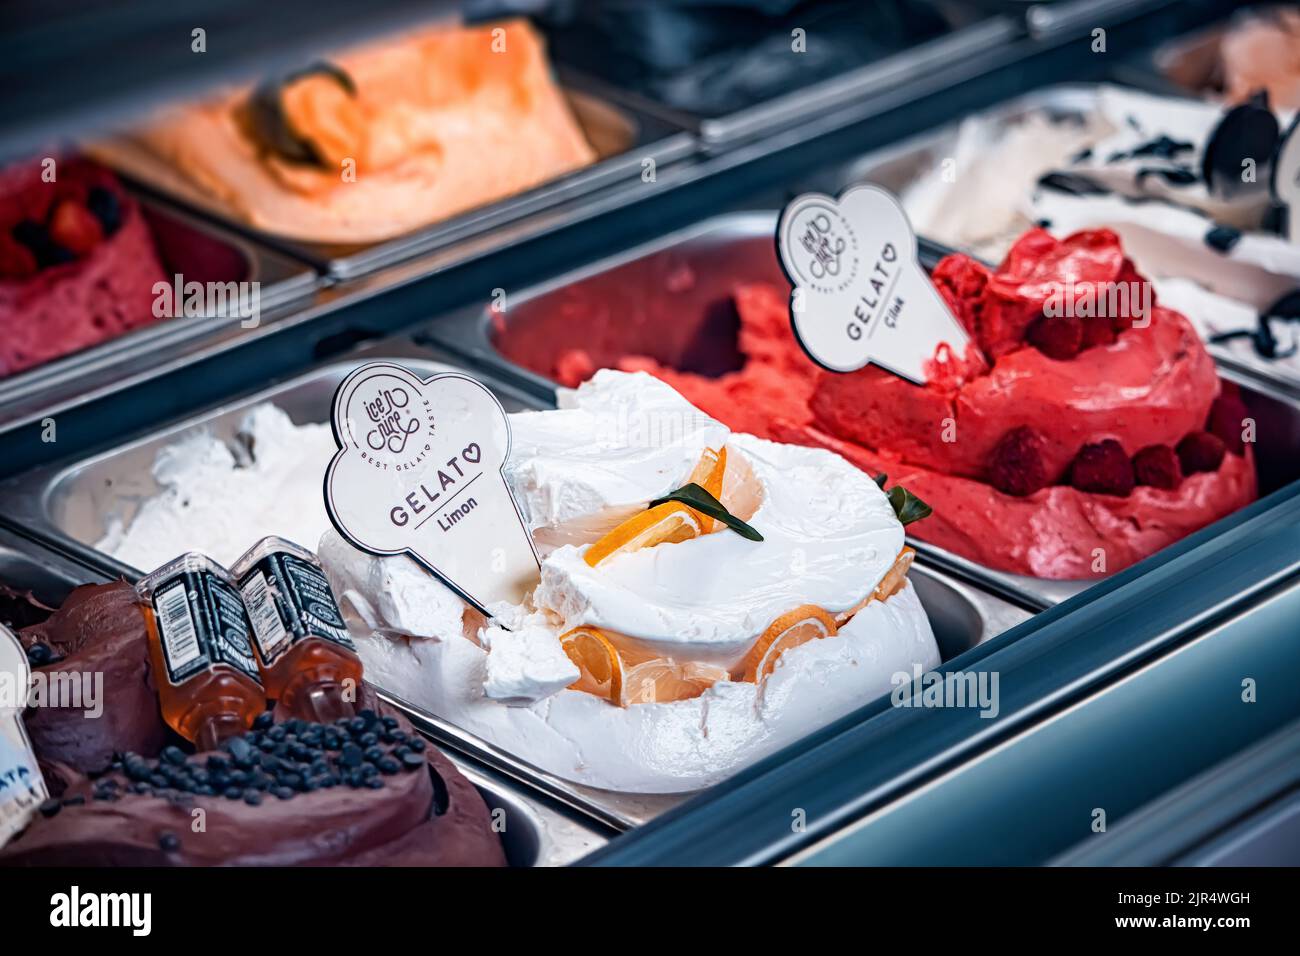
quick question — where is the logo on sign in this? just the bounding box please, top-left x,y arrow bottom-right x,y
783,202 -> 858,294
362,385 -> 423,455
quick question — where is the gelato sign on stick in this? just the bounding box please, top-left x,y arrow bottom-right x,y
324,363 -> 540,617
777,184 -> 975,385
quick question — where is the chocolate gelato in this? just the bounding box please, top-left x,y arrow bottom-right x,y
2,582 -> 506,866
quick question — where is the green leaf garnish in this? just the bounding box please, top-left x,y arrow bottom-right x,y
874,474 -> 933,526
649,482 -> 764,541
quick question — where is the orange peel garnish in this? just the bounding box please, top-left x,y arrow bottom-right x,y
622,659 -> 729,705
835,547 -> 916,625
583,501 -> 703,567
581,446 -> 729,567
684,446 -> 727,531
737,605 -> 839,683
560,627 -> 623,705
873,546 -> 915,602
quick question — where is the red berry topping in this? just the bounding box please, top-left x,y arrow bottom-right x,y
931,254 -> 989,339
1133,444 -> 1182,490
0,234 -> 38,279
1026,313 -> 1083,359
554,349 -> 596,388
1205,387 -> 1249,455
1080,314 -> 1118,350
1107,260 -> 1151,332
988,426 -> 1050,496
1069,439 -> 1135,496
47,198 -> 103,257
1177,431 -> 1226,474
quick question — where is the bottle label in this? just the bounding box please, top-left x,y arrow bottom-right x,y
239,553 -> 354,667
152,570 -> 261,686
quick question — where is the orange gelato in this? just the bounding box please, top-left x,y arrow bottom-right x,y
124,20 -> 596,243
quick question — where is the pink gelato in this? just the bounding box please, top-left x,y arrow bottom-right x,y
0,158 -> 168,377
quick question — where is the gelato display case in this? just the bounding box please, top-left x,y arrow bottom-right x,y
1,0 -> 1296,878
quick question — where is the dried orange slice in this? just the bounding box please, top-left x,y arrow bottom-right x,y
583,501 -> 703,567
834,547 -> 916,625
684,446 -> 727,531
560,627 -> 623,704
738,605 -> 839,683
622,659 -> 729,705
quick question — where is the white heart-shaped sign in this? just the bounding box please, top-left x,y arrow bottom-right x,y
778,184 -> 975,384
1,624 -> 47,848
324,363 -> 540,615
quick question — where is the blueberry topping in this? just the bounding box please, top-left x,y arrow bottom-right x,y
12,219 -> 75,268
25,642 -> 55,666
86,186 -> 123,234
158,832 -> 181,852
339,743 -> 363,768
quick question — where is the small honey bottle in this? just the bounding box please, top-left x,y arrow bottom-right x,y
136,554 -> 267,750
231,537 -> 362,723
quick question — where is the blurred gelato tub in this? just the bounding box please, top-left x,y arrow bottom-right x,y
88,19 -> 694,280
535,0 -> 1017,144
1152,5 -> 1300,110
0,160 -> 317,429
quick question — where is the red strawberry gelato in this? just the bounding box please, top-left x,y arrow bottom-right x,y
0,158 -> 168,378
500,228 -> 1257,579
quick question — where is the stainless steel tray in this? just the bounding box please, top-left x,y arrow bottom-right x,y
0,523 -> 608,867
548,14 -> 1020,147
0,339 -> 1032,831
101,86 -> 695,281
0,190 -> 319,430
418,207 -> 1300,610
